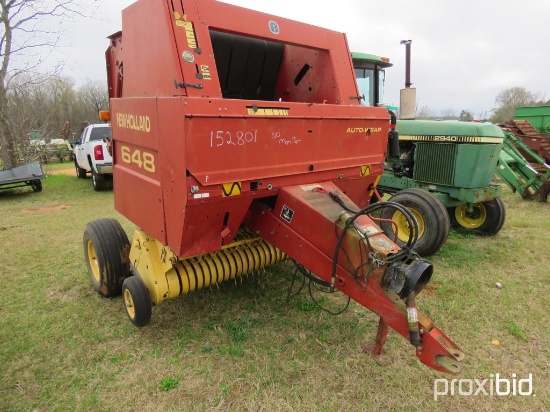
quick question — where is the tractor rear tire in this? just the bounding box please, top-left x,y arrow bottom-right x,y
448,198 -> 506,235
122,275 -> 152,327
83,218 -> 130,297
380,189 -> 450,257
92,169 -> 106,191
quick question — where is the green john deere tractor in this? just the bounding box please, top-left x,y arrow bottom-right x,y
352,52 -> 506,256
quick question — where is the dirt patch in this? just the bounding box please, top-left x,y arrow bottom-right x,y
47,168 -> 74,175
0,225 -> 20,231
22,205 -> 70,213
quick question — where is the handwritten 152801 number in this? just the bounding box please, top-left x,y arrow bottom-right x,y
210,130 -> 258,147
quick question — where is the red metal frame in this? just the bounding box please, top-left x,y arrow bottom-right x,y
105,0 -> 464,373
243,182 -> 463,372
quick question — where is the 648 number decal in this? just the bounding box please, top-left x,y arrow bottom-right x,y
120,146 -> 156,173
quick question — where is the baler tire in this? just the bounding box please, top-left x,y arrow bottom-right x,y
75,161 -> 87,179
92,169 -> 106,191
448,198 -> 506,236
122,276 -> 152,327
83,218 -> 130,297
380,189 -> 450,257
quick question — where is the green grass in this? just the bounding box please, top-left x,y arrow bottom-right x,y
0,173 -> 549,411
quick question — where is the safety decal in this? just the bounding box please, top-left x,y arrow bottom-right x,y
222,182 -> 241,197
360,165 -> 371,176
281,205 -> 294,223
200,65 -> 211,80
247,107 -> 289,116
174,12 -> 198,49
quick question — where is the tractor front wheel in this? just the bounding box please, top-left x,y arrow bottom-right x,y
380,189 -> 450,257
83,218 -> 130,297
448,198 -> 506,235
122,274 -> 152,327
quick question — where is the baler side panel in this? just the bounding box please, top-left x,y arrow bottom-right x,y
156,98 -> 188,255
112,98 -> 166,244
184,101 -> 389,185
121,0 -> 185,97
169,0 -> 223,98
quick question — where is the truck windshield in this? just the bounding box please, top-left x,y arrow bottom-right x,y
354,67 -> 385,107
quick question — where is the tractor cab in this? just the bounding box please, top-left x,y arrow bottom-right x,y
351,52 -> 393,108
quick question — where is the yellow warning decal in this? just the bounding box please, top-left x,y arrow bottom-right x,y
200,65 -> 211,80
174,13 -> 197,49
247,107 -> 289,116
222,182 -> 241,197
360,165 -> 371,176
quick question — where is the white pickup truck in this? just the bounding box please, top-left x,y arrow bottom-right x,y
73,123 -> 113,191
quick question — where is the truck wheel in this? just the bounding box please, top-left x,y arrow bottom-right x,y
30,180 -> 42,192
83,218 -> 130,297
448,198 -> 506,235
122,275 -> 152,327
75,161 -> 87,179
92,169 -> 106,191
380,189 -> 450,257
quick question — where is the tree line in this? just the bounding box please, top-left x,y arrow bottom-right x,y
3,76 -> 108,159
416,87 -> 548,123
1,2 -> 548,169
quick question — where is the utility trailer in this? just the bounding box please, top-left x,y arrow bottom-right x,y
0,161 -> 44,193
83,0 -> 463,373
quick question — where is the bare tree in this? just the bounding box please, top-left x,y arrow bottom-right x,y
490,86 -> 547,124
1,0 -> 89,169
415,103 -> 436,120
459,110 -> 473,122
439,108 -> 457,120
78,79 -> 109,115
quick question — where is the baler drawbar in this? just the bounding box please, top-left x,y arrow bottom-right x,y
83,0 -> 464,373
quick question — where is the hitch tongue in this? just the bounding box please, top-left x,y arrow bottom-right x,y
406,291 -> 421,347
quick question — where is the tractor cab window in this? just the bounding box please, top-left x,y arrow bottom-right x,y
355,67 -> 374,106
354,66 -> 386,107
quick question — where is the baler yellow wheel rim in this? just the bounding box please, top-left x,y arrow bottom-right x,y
454,203 -> 487,229
392,208 -> 425,243
123,288 -> 136,320
86,240 -> 101,284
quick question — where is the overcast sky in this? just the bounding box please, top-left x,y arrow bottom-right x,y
64,0 -> 550,118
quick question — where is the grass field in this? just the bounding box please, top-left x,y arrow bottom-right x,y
0,170 -> 548,411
